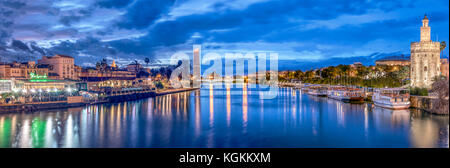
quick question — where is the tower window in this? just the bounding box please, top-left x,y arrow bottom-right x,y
424,66 -> 427,71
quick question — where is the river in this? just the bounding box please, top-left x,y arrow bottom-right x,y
0,84 -> 448,148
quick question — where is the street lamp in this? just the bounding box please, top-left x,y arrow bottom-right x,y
66,87 -> 73,96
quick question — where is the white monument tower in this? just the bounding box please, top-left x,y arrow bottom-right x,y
410,14 -> 441,88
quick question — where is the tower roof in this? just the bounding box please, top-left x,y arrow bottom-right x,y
423,14 -> 428,20
111,60 -> 117,68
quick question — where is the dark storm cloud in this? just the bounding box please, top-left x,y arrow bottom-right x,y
0,0 -> 25,44
0,0 -> 448,67
135,0 -> 413,47
115,0 -> 176,29
59,9 -> 93,26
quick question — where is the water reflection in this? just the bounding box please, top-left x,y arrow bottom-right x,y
242,83 -> 248,134
0,85 -> 448,148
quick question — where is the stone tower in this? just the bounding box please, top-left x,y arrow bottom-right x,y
410,15 -> 441,88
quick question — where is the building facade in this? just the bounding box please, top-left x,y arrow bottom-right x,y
441,58 -> 449,78
0,61 -> 48,79
38,55 -> 76,80
126,63 -> 143,72
0,80 -> 13,93
78,68 -> 136,81
410,15 -> 441,88
375,60 -> 410,66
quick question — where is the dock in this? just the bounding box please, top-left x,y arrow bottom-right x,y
0,87 -> 199,113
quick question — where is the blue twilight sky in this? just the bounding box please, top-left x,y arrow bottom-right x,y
0,0 -> 448,68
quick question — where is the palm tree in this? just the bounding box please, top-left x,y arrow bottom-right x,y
440,41 -> 447,57
134,60 -> 140,72
145,58 -> 150,66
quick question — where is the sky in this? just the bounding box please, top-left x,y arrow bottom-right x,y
0,0 -> 449,68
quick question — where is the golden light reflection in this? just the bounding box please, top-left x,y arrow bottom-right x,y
410,119 -> 439,148
195,90 -> 201,136
177,94 -> 180,116
390,110 -> 410,127
209,82 -> 214,127
364,104 -> 369,138
226,83 -> 231,127
184,93 -> 187,117
109,104 -> 115,141
99,105 -> 104,146
243,83 -> 248,131
116,103 -> 121,143
292,89 -> 297,122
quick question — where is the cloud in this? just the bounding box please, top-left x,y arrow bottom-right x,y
0,0 -> 26,44
300,10 -> 398,30
115,0 -> 176,29
0,0 -> 448,68
96,0 -> 133,8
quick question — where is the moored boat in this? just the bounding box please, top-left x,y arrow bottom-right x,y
307,86 -> 328,96
372,88 -> 410,110
327,86 -> 365,102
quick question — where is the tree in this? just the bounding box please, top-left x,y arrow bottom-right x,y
145,57 -> 150,66
294,70 -> 304,79
134,60 -> 140,72
304,71 -> 315,79
95,62 -> 101,70
440,41 -> 447,57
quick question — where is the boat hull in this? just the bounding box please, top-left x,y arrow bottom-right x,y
329,95 -> 364,102
341,96 -> 364,102
373,101 -> 410,110
308,92 -> 328,97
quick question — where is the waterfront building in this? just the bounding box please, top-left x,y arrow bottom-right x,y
441,58 -> 449,78
375,55 -> 410,66
126,62 -> 143,72
0,79 -> 13,93
375,59 -> 410,66
0,61 -> 49,79
14,79 -> 75,91
38,54 -> 77,80
78,67 -> 136,81
351,62 -> 363,68
410,15 -> 441,88
193,45 -> 201,87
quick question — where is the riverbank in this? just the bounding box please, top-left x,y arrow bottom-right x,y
155,87 -> 199,96
280,84 -> 448,115
410,96 -> 449,115
0,101 -> 86,113
0,87 -> 199,113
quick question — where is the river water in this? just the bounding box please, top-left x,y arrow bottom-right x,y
0,84 -> 448,148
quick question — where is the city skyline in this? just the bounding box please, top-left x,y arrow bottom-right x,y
0,0 -> 449,69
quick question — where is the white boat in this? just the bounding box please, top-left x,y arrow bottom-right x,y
372,88 -> 410,110
327,86 -> 365,102
307,86 -> 328,96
